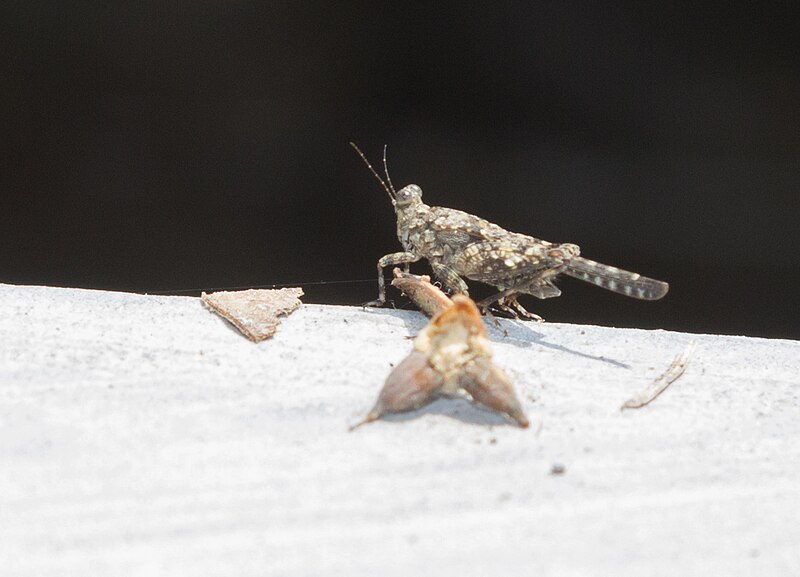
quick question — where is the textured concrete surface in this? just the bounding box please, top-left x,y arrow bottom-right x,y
0,283 -> 798,576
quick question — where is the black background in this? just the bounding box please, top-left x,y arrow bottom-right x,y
2,2 -> 798,338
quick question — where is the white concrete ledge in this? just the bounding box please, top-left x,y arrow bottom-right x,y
1,283 -> 798,576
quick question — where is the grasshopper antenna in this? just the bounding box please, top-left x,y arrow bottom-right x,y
350,142 -> 395,201
382,144 -> 396,196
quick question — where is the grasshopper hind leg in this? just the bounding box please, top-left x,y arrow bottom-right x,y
477,289 -> 544,322
430,263 -> 470,296
499,295 -> 544,322
477,275 -> 563,321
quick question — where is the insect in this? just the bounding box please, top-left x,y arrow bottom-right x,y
351,143 -> 669,320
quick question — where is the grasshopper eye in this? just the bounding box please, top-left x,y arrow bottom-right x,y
396,185 -> 422,206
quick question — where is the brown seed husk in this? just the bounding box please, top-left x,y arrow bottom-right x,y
351,351 -> 444,430
354,294 -> 529,429
460,357 -> 530,428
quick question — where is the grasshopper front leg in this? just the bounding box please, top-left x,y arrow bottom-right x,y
365,252 -> 421,307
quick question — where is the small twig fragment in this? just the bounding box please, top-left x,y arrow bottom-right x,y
621,341 -> 696,410
390,268 -> 452,317
201,288 -> 303,341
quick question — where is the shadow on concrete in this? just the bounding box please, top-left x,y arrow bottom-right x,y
488,319 -> 631,369
374,396 -> 521,428
361,305 -> 631,370
357,305 -> 430,335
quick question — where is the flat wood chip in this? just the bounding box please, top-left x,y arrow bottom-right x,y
201,288 -> 304,341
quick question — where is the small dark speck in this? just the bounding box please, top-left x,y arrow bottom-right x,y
343,318 -> 349,324
550,463 -> 566,475
489,437 -> 498,445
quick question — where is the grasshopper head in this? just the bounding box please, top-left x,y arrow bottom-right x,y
394,184 -> 423,208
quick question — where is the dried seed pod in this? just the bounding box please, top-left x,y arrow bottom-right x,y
459,357 -> 529,428
414,295 -> 490,384
353,293 -> 530,429
350,351 -> 443,430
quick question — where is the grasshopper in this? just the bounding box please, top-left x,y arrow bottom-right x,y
351,143 -> 668,320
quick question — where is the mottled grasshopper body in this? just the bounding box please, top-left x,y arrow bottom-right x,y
351,144 -> 668,319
